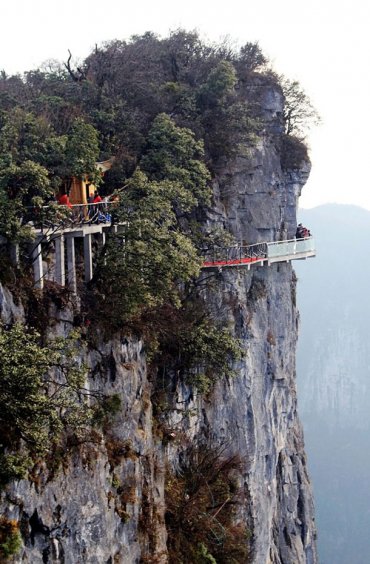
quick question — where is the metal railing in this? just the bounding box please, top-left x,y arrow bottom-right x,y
266,237 -> 315,259
203,242 -> 268,267
202,237 -> 315,268
28,202 -> 115,232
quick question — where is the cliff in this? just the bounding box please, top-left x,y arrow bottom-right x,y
0,83 -> 317,563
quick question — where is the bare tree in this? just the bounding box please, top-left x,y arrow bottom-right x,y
281,77 -> 320,138
64,50 -> 90,82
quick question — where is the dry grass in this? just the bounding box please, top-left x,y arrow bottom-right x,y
165,444 -> 252,563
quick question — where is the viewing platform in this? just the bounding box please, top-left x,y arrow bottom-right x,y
28,202 -> 118,291
18,202 -> 315,291
202,237 -> 316,269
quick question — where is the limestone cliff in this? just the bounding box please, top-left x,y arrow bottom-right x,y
0,82 -> 316,563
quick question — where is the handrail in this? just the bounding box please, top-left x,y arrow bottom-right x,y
266,237 -> 301,247
266,237 -> 315,259
28,201 -> 116,231
203,242 -> 268,266
202,237 -> 315,268
24,199 -> 315,269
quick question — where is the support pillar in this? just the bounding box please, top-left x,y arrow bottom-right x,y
55,235 -> 65,286
32,242 -> 43,290
66,237 -> 77,293
100,231 -> 106,266
84,233 -> 93,283
9,243 -> 19,266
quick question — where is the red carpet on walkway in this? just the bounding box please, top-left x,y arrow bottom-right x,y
202,256 -> 263,268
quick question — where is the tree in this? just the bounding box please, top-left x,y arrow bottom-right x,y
0,160 -> 53,240
89,115 -> 215,329
0,107 -> 67,185
0,111 -> 103,239
165,445 -> 251,563
90,169 -> 202,329
0,323 -> 87,453
197,61 -> 259,160
140,113 -> 211,209
236,42 -> 268,76
0,322 -> 121,486
0,108 -> 50,163
197,60 -> 237,108
281,77 -> 320,138
64,117 -> 101,182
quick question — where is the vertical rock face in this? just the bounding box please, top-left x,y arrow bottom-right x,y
192,264 -> 316,564
192,84 -> 316,563
0,84 -> 316,563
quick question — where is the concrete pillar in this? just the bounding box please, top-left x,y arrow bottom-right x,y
84,233 -> 93,283
32,242 -> 43,290
66,237 -> 77,293
55,235 -> 65,286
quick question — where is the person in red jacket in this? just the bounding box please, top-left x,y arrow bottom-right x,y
58,193 -> 73,209
93,191 -> 102,204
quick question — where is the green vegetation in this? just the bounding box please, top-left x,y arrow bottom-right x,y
0,108 -> 100,240
140,301 -> 242,396
0,517 -> 22,558
140,112 -> 211,207
86,112 -> 242,394
0,32 -> 267,220
0,323 -> 85,451
0,32 -> 317,233
88,114 -> 212,330
165,444 -> 251,563
0,33 -> 266,388
0,33 -> 318,491
280,133 -> 309,170
0,322 -> 119,486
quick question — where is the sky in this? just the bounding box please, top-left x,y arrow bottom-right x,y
1,0 -> 369,210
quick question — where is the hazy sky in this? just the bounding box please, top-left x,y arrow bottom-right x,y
1,0 -> 369,210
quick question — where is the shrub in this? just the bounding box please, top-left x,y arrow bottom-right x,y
0,453 -> 31,487
93,394 -> 122,427
0,323 -> 86,453
0,517 -> 22,558
165,444 -> 251,563
0,322 -> 121,486
140,301 -> 242,396
280,134 -> 309,171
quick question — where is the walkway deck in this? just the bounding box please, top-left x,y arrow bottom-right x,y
25,206 -> 315,291
202,237 -> 315,269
